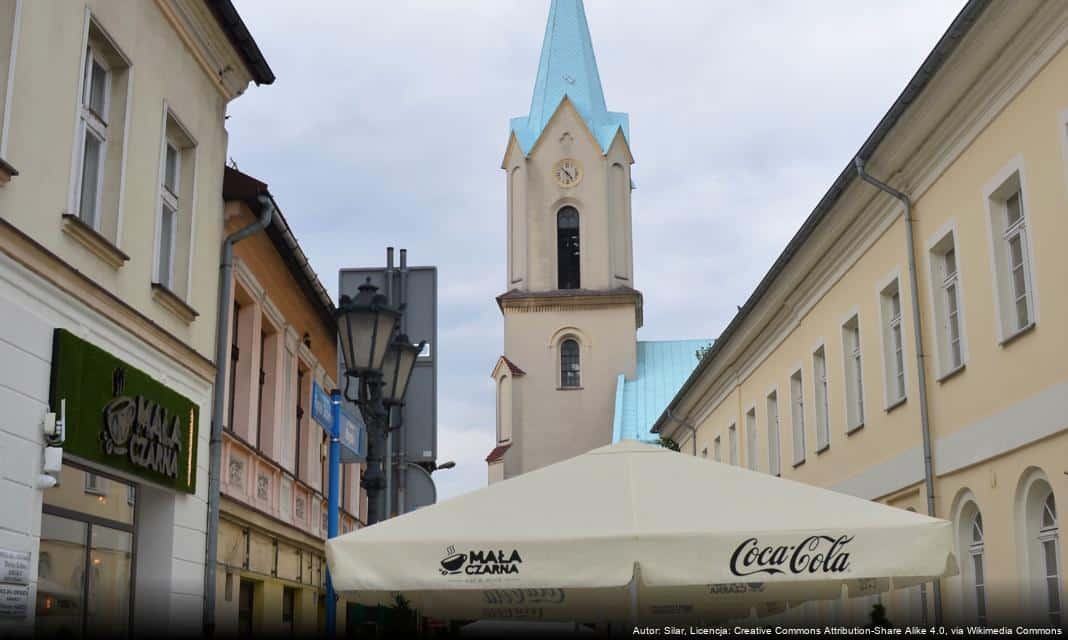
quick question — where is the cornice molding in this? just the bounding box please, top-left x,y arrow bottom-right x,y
60,214 -> 129,269
151,281 -> 200,324
155,0 -> 254,101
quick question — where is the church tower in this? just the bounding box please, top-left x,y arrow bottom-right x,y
488,0 -> 641,482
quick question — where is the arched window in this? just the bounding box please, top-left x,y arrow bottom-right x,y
1039,492 -> 1061,625
969,512 -> 988,625
560,339 -> 580,388
956,497 -> 986,624
557,207 -> 580,290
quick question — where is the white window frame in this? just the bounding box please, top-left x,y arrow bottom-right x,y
926,223 -> 968,378
83,472 -> 106,496
969,512 -> 988,625
877,274 -> 907,409
155,137 -> 180,288
765,390 -> 780,477
74,44 -> 110,229
790,369 -> 805,466
983,157 -> 1039,343
745,407 -> 757,471
1039,493 -> 1062,626
727,423 -> 737,466
812,343 -> 830,452
841,313 -> 865,433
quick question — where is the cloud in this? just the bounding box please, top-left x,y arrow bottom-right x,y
227,0 -> 966,500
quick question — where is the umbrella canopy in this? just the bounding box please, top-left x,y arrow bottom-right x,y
327,440 -> 957,623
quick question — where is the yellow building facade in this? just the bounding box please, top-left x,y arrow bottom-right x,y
213,167 -> 365,636
656,0 -> 1068,626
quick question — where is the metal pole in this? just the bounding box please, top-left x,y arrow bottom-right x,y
384,248 -> 395,520
325,390 -> 342,635
398,249 -> 409,514
854,157 -> 943,624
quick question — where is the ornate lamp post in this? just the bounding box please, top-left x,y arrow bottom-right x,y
328,278 -> 412,634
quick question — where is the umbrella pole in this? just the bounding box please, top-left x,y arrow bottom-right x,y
628,563 -> 640,630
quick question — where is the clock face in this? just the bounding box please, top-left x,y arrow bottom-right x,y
553,158 -> 582,188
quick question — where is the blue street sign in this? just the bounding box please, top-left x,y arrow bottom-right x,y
339,408 -> 367,462
311,382 -> 332,432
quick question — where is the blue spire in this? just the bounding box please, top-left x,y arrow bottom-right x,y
510,0 -> 629,155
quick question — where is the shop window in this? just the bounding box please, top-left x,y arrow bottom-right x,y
283,587 -> 297,635
1039,493 -> 1061,626
955,496 -> 986,624
0,1 -> 17,168
557,206 -> 580,289
238,580 -> 255,635
969,512 -> 988,625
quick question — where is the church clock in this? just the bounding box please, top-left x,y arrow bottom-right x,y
552,158 -> 582,188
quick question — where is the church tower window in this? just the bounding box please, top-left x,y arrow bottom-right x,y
557,206 -> 580,290
560,338 -> 581,388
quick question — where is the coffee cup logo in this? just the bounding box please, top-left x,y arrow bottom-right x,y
729,535 -> 854,577
439,545 -> 523,576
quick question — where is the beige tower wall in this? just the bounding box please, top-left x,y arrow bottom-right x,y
503,302 -> 637,475
504,99 -> 634,293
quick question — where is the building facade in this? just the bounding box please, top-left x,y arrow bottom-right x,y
212,167 -> 365,636
0,0 -> 271,635
656,0 -> 1068,626
488,0 -> 709,483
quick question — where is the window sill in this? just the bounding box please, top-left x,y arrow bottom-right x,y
152,282 -> 199,324
792,459 -> 806,469
556,386 -> 584,391
815,443 -> 830,455
846,422 -> 864,436
884,397 -> 907,414
937,363 -> 966,384
999,322 -> 1035,347
61,214 -> 129,269
0,157 -> 17,186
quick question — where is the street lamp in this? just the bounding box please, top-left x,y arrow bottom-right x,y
380,334 -> 426,407
433,460 -> 456,471
336,278 -> 400,394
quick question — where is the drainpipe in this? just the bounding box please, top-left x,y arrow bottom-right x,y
665,409 -> 698,456
204,194 -> 274,635
853,157 -> 942,624
398,248 -> 409,515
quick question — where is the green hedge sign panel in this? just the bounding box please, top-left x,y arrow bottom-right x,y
49,329 -> 199,493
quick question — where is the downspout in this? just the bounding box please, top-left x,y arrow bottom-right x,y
204,194 -> 274,635
853,157 -> 942,624
665,409 -> 698,456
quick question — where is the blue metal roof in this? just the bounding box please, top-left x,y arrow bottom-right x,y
510,0 -> 629,155
612,339 -> 713,443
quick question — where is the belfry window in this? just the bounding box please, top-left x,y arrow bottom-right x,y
560,339 -> 580,388
557,207 -> 580,290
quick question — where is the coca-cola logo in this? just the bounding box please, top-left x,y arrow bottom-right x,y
729,535 -> 854,577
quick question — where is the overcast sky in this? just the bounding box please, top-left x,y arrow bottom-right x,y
226,0 -> 965,502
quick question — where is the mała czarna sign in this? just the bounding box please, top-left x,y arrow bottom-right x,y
49,329 -> 199,493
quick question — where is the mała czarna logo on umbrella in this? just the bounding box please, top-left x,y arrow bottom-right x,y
729,535 -> 854,577
439,545 -> 523,576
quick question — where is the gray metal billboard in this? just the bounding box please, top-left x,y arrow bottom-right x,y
338,265 -> 437,463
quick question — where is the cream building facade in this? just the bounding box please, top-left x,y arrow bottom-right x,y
0,0 -> 271,635
656,0 -> 1068,627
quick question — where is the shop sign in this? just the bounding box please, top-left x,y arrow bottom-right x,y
49,329 -> 199,493
0,584 -> 28,620
311,382 -> 332,431
0,550 -> 29,585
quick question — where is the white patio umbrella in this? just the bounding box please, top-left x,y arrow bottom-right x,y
326,440 -> 957,624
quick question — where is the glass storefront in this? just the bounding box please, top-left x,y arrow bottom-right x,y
36,464 -> 135,638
